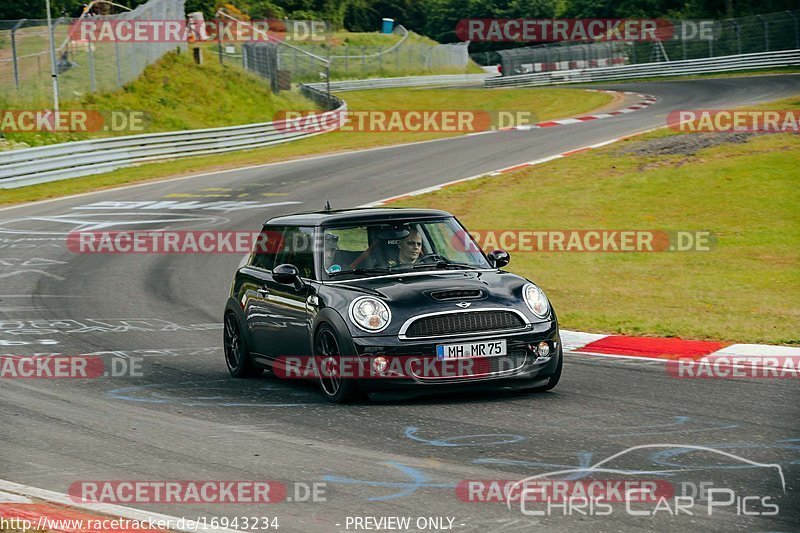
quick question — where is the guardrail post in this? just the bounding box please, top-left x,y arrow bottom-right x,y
11,19 -> 26,91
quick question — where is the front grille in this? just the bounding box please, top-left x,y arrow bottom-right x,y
429,289 -> 484,301
404,310 -> 525,338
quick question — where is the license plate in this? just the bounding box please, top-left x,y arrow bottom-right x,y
436,339 -> 507,359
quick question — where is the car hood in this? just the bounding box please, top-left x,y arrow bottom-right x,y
319,269 -> 546,336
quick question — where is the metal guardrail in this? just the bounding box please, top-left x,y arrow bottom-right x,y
0,86 -> 345,189
485,50 -> 800,87
0,74 -> 490,189
306,73 -> 491,92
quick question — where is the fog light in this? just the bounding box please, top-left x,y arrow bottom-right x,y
537,341 -> 551,357
372,356 -> 388,374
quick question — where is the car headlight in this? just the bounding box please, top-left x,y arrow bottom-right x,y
349,296 -> 391,333
523,283 -> 550,319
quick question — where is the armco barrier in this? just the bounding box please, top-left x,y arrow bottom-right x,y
485,50 -> 800,87
0,75 -> 489,189
306,73 -> 490,92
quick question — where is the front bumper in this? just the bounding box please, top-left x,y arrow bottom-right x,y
348,320 -> 560,392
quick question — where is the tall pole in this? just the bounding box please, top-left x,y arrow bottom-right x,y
46,0 -> 60,111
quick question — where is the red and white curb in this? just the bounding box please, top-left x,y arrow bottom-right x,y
561,329 -> 800,366
0,480 -> 238,533
503,91 -> 658,131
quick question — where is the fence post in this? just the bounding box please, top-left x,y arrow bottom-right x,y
88,34 -> 96,92
361,45 -> 366,71
378,46 -> 383,71
217,20 -> 224,64
395,46 -> 399,71
757,15 -> 769,51
708,31 -> 713,57
11,19 -> 26,91
47,14 -> 62,112
732,20 -> 741,56
788,11 -> 799,49
114,40 -> 122,86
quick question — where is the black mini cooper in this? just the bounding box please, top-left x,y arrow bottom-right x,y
224,207 -> 562,402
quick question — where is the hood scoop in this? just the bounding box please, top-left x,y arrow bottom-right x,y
428,288 -> 486,301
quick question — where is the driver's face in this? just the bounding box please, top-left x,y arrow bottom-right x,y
399,232 -> 422,263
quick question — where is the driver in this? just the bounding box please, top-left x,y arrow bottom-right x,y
387,230 -> 422,267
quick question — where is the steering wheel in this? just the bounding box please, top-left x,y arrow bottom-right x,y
416,253 -> 444,264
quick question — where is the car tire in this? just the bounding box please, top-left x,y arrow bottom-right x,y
314,323 -> 360,403
224,311 -> 262,378
528,345 -> 562,392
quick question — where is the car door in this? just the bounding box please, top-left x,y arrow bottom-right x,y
241,225 -> 286,360
256,226 -> 315,360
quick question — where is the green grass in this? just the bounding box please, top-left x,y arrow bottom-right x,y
0,51 -> 315,146
0,86 -> 611,205
390,95 -> 800,345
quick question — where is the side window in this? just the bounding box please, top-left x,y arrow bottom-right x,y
276,226 -> 315,279
251,225 -> 285,271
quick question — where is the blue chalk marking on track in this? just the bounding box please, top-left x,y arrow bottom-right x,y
322,462 -> 455,501
404,426 -> 526,447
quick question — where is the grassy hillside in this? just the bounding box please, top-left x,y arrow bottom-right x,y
0,51 -> 316,148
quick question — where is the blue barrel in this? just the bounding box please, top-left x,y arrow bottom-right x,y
382,18 -> 394,34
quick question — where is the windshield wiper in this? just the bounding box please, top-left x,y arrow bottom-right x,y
412,260 -> 480,270
328,267 -> 392,277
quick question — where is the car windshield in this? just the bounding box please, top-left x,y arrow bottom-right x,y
321,217 -> 491,279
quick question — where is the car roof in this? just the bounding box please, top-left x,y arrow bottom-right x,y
264,207 -> 453,227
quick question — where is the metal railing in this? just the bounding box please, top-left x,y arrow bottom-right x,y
306,73 -> 490,92
485,50 -> 800,87
0,86 -> 344,189
496,10 -> 800,76
0,73 -> 492,189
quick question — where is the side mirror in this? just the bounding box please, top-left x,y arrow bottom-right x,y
487,249 -> 510,268
273,264 -> 303,288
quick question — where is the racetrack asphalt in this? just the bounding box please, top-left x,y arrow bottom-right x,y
1,75 -> 798,532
